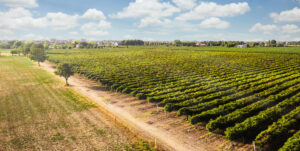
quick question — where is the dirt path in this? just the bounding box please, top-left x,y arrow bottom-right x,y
0,53 -> 12,56
40,61 -> 251,151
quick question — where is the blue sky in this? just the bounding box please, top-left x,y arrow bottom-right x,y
0,0 -> 300,41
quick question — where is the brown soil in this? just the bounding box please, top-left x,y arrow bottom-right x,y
41,61 -> 252,151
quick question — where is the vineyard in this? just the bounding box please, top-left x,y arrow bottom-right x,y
47,47 -> 300,150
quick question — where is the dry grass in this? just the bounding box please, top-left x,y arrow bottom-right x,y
0,56 -> 134,150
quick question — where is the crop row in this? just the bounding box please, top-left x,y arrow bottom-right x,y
224,92 -> 300,140
157,68 -> 296,105
255,106 -> 300,150
136,62 -> 299,100
278,130 -> 300,151
206,81 -> 300,131
180,72 -> 300,118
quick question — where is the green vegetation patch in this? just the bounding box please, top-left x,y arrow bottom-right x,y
0,56 -> 142,150
47,46 -> 300,150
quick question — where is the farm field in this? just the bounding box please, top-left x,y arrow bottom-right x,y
47,46 -> 300,150
0,49 -> 10,52
0,49 -> 11,55
167,46 -> 300,54
0,56 -> 152,150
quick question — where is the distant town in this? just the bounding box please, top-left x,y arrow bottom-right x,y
1,39 -> 300,50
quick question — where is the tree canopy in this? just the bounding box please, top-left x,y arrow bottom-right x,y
29,43 -> 46,66
55,63 -> 74,86
23,42 -> 33,56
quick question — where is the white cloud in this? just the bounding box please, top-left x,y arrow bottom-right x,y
98,20 -> 111,28
110,0 -> 180,19
270,7 -> 300,22
0,7 -> 110,38
142,37 -> 154,41
21,34 -> 48,40
82,30 -> 108,36
281,24 -> 300,34
81,8 -> 110,36
176,2 -> 250,21
45,12 -> 79,30
0,29 -> 14,35
249,23 -> 279,34
0,0 -> 38,8
82,8 -> 106,20
199,17 -> 229,29
172,0 -> 196,10
278,35 -> 291,41
110,0 -> 179,28
81,21 -> 111,36
0,7 -> 47,34
123,34 -> 134,39
293,37 -> 300,41
69,31 -> 78,35
138,17 -> 171,28
250,23 -> 300,35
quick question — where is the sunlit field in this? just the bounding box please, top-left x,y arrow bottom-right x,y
0,56 -> 152,150
47,46 -> 300,150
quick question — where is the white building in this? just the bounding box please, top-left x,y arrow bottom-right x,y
237,45 -> 248,48
113,42 -> 119,47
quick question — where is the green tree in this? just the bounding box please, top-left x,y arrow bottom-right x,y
268,40 -> 277,47
55,63 -> 74,86
79,41 -> 88,48
276,42 -> 284,47
174,40 -> 182,46
0,42 -> 11,49
10,50 -> 18,56
43,42 -> 49,50
29,43 -> 46,66
23,42 -> 32,56
12,40 -> 23,49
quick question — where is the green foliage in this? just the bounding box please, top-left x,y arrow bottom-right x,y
46,46 -> 300,149
12,40 -> 23,49
173,40 -> 182,46
279,130 -> 300,151
206,81 -> 300,132
23,42 -> 33,56
29,43 -> 46,65
254,106 -> 300,149
122,40 -> 144,46
188,72 -> 300,123
55,63 -> 75,85
51,132 -> 65,141
0,42 -> 11,49
225,94 -> 300,141
126,140 -> 156,151
10,50 -> 18,56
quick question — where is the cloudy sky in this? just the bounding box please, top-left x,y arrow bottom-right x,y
0,0 -> 300,41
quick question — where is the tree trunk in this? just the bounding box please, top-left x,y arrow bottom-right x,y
65,78 -> 69,86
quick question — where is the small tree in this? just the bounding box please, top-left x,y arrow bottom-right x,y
174,40 -> 182,46
12,40 -> 23,49
29,43 -> 46,66
23,42 -> 32,57
55,63 -> 74,86
10,50 -> 18,56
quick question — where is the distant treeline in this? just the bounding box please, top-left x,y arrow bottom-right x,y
1,39 -> 300,50
121,40 -> 144,46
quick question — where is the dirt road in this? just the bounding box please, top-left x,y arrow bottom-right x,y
40,61 -> 251,151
